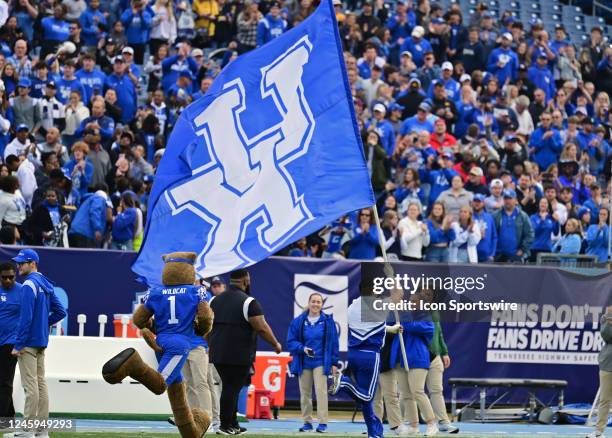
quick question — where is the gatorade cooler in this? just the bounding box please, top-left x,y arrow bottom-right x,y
112,314 -> 140,338
251,352 -> 292,409
254,390 -> 273,420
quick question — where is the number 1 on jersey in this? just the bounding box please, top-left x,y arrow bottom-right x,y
168,295 -> 179,324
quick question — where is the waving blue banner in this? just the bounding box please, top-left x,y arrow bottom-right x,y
133,0 -> 374,284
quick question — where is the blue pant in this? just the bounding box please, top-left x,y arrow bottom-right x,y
339,349 -> 383,438
155,335 -> 190,385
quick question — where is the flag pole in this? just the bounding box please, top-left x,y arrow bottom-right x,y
371,206 -> 410,372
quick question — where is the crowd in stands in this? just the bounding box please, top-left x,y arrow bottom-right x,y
0,0 -> 608,265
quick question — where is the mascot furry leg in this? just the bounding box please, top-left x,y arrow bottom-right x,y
101,252 -> 214,438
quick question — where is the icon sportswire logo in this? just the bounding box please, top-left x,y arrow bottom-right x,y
165,36 -> 316,274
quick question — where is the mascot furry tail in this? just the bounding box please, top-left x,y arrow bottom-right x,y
101,252 -> 213,438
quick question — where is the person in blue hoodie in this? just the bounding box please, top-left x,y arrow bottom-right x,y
76,54 -> 107,105
471,194 -> 498,262
486,32 -> 518,85
493,190 -> 534,262
104,56 -> 137,124
400,26 -> 432,68
68,185 -> 110,248
0,262 -> 21,421
110,192 -> 138,250
427,62 -> 460,101
529,198 -> 560,262
256,2 -> 287,48
11,249 -> 66,433
80,0 -> 108,47
419,152 -> 459,206
390,301 -> 438,436
120,1 -> 153,64
161,43 -> 199,94
348,208 -> 380,259
287,292 -> 339,433
529,111 -> 563,171
528,54 -> 555,102
585,208 -> 610,264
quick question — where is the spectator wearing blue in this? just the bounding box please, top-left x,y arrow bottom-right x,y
487,32 -> 518,85
75,97 -> 115,143
528,54 -> 556,102
161,42 -> 199,93
469,96 -> 499,135
419,152 -> 459,205
400,101 -> 435,136
111,192 -> 138,250
105,56 -> 137,124
550,24 -> 571,55
168,70 -> 195,100
63,142 -> 94,198
81,0 -> 108,47
493,189 -> 534,262
0,262 -> 21,421
584,184 -> 605,225
40,4 -> 70,57
424,201 -> 454,262
11,249 -> 66,434
471,194 -> 498,262
287,292 -> 339,433
348,208 -> 379,259
385,1 -> 415,46
529,112 -> 563,171
400,26 -> 432,68
120,0 -> 153,64
367,103 -> 395,156
68,186 -> 111,248
256,2 -> 287,47
585,208 -> 610,263
529,198 -> 560,262
76,54 -> 107,105
428,62 -> 460,101
57,60 -> 86,105
552,218 -> 582,255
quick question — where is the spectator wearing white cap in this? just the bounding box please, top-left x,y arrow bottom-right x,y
400,26 -> 432,68
121,47 -> 141,86
464,166 -> 489,196
485,178 -> 504,213
428,61 -> 460,101
367,103 -> 395,157
487,32 -> 518,85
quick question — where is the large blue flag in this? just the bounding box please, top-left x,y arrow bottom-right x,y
133,0 -> 374,284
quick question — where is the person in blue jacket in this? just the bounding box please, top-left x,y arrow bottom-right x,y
348,208 -> 380,259
486,32 -> 518,85
76,54 -> 107,105
527,54 -> 555,102
75,97 -> 115,143
80,0 -> 107,47
120,1 -> 153,64
0,262 -> 21,420
287,292 -> 339,433
390,301 -> 438,436
471,194 -> 498,262
256,2 -> 287,47
585,208 -> 610,263
427,62 -> 460,101
529,112 -> 563,171
63,142 -> 94,197
40,4 -> 70,57
111,192 -> 138,250
400,26 -> 432,68
104,56 -> 137,124
419,153 -> 459,206
161,43 -> 199,94
424,201 -> 455,262
11,249 -> 66,433
553,218 -> 583,255
529,198 -> 560,262
68,186 -> 111,248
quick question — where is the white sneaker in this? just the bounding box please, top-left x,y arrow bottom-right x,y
4,432 -> 35,438
391,425 -> 407,436
586,432 -> 605,438
404,426 -> 420,436
424,424 -> 438,436
437,423 -> 459,434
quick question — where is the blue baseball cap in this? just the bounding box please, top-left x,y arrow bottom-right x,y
473,194 -> 486,202
46,80 -> 57,89
503,189 -> 517,199
432,17 -> 445,24
16,123 -> 28,132
389,103 -> 405,112
12,249 -> 40,264
17,78 -> 31,88
578,207 -> 590,219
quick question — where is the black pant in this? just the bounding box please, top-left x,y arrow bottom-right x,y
215,364 -> 250,430
0,344 -> 17,418
68,233 -> 97,248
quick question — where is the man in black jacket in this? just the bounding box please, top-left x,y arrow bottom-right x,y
209,269 -> 282,435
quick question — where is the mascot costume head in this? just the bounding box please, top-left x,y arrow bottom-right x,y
102,252 -> 213,438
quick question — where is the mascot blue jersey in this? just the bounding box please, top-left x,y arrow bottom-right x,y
144,285 -> 206,337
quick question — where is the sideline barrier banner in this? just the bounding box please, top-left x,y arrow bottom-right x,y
0,246 -> 609,403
